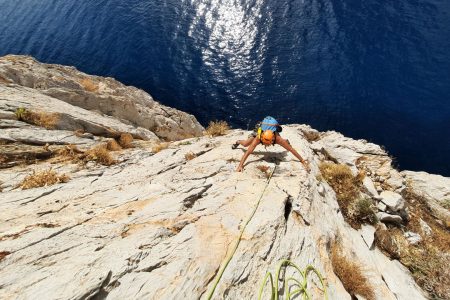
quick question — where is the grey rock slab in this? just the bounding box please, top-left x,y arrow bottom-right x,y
376,212 -> 403,224
419,218 -> 432,236
380,191 -> 405,212
362,176 -> 381,199
377,201 -> 387,211
0,55 -> 204,140
360,225 -> 376,249
402,170 -> 450,225
0,127 -> 97,146
404,231 -> 422,245
0,85 -> 159,141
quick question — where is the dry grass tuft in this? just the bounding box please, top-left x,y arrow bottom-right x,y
373,188 -> 450,299
319,162 -> 367,228
152,142 -> 169,153
55,144 -> 82,162
375,226 -> 450,299
15,108 -> 59,129
205,120 -> 230,137
118,133 -> 134,148
256,165 -> 271,179
301,129 -> 321,142
84,145 -> 115,166
351,198 -> 378,225
19,168 -> 70,190
331,244 -> 375,300
107,139 -> 122,151
0,251 -> 11,262
226,157 -> 239,163
185,152 -> 197,161
80,78 -> 98,92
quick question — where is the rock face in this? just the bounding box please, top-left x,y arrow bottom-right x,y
1,57 -> 447,300
401,171 -> 450,225
0,126 -> 430,300
0,55 -> 204,141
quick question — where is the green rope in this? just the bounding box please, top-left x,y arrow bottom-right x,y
258,259 -> 328,300
206,165 -> 277,300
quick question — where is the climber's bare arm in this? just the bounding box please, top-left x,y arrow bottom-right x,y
236,137 -> 260,172
275,135 -> 310,172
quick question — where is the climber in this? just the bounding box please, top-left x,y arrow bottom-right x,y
232,116 -> 310,173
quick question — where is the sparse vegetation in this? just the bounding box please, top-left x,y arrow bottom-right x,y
352,198 -> 378,225
205,120 -> 230,137
442,199 -> 450,210
15,107 -> 59,129
256,165 -> 271,179
226,157 -> 239,163
152,142 -> 169,153
319,162 -> 367,228
331,244 -> 375,300
374,188 -> 450,299
118,133 -> 134,148
301,129 -> 321,142
0,251 -> 10,262
55,144 -> 82,162
107,139 -> 122,151
80,77 -> 98,92
19,168 -> 70,190
185,152 -> 197,161
84,145 -> 115,166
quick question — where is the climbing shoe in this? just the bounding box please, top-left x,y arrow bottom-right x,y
231,142 -> 239,149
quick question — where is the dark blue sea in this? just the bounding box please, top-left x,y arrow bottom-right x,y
1,0 -> 449,175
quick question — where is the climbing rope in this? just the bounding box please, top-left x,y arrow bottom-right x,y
206,164 -> 277,300
206,165 -> 328,299
257,259 -> 328,300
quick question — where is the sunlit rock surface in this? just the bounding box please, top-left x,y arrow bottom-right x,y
1,57 -> 448,299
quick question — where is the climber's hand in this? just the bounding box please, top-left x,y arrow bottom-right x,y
236,165 -> 243,172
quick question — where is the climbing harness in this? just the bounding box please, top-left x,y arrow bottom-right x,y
206,165 -> 277,299
257,259 -> 328,300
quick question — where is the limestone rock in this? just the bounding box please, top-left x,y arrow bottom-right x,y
362,177 -> 380,199
401,171 -> 450,206
404,232 -> 422,245
376,212 -> 403,224
380,191 -> 405,212
360,225 -> 376,249
0,126 -> 427,300
0,56 -> 436,300
401,171 -> 450,225
419,218 -> 432,236
0,55 -> 204,141
0,85 -> 159,141
377,201 -> 387,211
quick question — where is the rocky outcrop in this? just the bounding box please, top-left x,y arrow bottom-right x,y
401,171 -> 450,226
0,55 -> 204,141
0,125 -> 434,300
1,58 -> 448,299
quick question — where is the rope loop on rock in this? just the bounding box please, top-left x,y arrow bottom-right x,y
258,259 -> 328,300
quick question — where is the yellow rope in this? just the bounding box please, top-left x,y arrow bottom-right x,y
205,165 -> 328,300
206,165 -> 277,299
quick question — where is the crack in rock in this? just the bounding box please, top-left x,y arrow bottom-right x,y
182,184 -> 212,211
